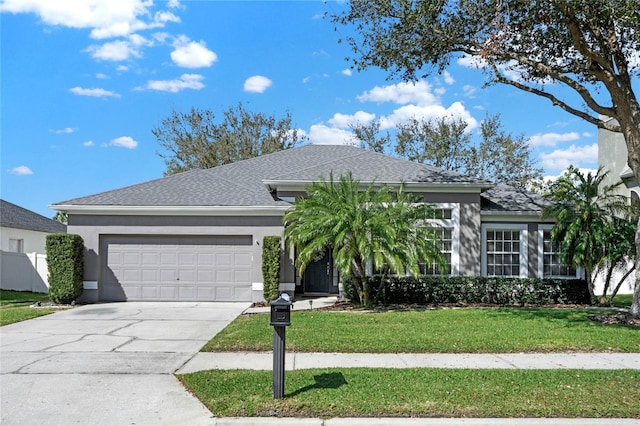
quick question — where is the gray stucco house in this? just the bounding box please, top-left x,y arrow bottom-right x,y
51,145 -> 577,303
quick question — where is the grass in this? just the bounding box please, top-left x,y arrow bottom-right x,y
202,308 -> 640,353
0,290 -> 58,326
611,294 -> 633,308
178,368 -> 640,418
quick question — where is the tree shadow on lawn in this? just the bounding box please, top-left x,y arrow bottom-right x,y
287,372 -> 348,398
494,307 -> 639,329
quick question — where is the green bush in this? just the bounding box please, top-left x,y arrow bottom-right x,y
262,236 -> 281,302
46,233 -> 84,304
343,275 -> 590,306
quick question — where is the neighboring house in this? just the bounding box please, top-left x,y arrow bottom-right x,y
597,121 -> 637,295
0,199 -> 67,293
51,145 -> 578,303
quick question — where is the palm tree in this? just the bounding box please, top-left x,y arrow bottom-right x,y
283,172 -> 445,308
597,215 -> 637,305
543,166 -> 630,303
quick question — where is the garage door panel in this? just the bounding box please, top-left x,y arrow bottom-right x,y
235,253 -> 252,266
235,270 -> 251,282
102,235 -> 253,302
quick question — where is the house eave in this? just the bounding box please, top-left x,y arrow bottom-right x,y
49,204 -> 290,216
481,210 -> 549,222
263,179 -> 493,193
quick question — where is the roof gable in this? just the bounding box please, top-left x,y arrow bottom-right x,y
1,199 -> 66,233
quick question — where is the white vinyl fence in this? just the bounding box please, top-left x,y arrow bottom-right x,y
0,251 -> 49,293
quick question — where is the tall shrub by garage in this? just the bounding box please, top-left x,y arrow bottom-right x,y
262,236 -> 281,302
46,233 -> 84,304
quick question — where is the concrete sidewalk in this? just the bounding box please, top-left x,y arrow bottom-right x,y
178,351 -> 640,374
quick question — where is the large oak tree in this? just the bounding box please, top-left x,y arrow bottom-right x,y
334,0 -> 640,316
153,103 -> 306,175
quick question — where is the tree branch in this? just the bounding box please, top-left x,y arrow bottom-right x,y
490,63 -> 613,129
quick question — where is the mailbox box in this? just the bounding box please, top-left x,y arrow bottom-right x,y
270,295 -> 292,326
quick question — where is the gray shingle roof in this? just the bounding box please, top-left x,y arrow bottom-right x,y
481,184 -> 550,213
1,199 -> 67,233
52,145 -> 493,208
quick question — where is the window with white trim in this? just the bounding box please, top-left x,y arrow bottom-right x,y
420,227 -> 452,275
538,226 -> 577,278
9,238 -> 24,253
370,203 -> 459,276
422,203 -> 459,276
482,224 -> 528,277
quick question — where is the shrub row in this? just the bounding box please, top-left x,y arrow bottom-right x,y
46,233 -> 84,304
344,275 -> 590,306
262,235 -> 281,302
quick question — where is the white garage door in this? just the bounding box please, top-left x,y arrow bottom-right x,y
102,235 -> 253,301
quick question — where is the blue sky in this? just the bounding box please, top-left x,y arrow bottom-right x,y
1,0 -> 603,218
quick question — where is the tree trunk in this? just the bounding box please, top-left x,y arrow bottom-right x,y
609,90 -> 640,317
609,265 -> 636,305
585,267 -> 596,305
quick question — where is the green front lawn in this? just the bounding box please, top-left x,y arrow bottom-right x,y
612,294 -> 633,308
203,308 -> 640,353
178,368 -> 640,418
0,290 -> 57,326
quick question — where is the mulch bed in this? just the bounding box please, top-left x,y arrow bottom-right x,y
588,313 -> 640,327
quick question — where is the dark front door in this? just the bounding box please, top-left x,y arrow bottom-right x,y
303,250 -> 333,294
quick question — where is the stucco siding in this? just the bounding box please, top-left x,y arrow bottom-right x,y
67,214 -> 286,302
0,226 -> 53,254
459,202 -> 481,276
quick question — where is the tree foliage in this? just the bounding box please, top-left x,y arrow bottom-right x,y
543,167 -> 632,303
153,103 -> 306,175
52,211 -> 68,225
334,0 -> 640,315
283,173 -> 445,308
376,113 -> 543,188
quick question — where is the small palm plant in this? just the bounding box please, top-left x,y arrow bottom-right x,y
284,172 -> 445,308
543,166 -> 632,303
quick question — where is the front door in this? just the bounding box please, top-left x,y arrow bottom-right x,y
303,250 -> 333,294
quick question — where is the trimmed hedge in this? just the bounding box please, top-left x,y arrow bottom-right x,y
46,233 -> 84,304
344,275 -> 590,306
262,236 -> 281,302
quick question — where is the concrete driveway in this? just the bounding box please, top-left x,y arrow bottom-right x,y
1,301 -> 249,426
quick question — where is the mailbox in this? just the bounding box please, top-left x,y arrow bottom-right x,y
270,295 -> 292,326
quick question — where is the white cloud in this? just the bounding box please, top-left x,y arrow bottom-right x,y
457,53 -> 553,84
544,168 -> 599,183
109,136 -> 137,149
342,68 -> 353,77
145,73 -> 205,92
443,70 -> 455,85
86,39 -> 140,61
168,0 -> 181,8
529,132 -> 580,147
357,81 -> 438,106
116,65 -> 129,72
0,0 -> 180,40
83,140 -> 95,147
308,124 -> 357,146
49,127 -> 76,134
244,75 -> 272,93
96,73 -> 108,79
327,111 -> 376,129
462,84 -> 477,98
539,143 -> 598,171
8,165 -> 33,175
170,35 -> 217,68
69,86 -> 120,98
379,101 -> 479,130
